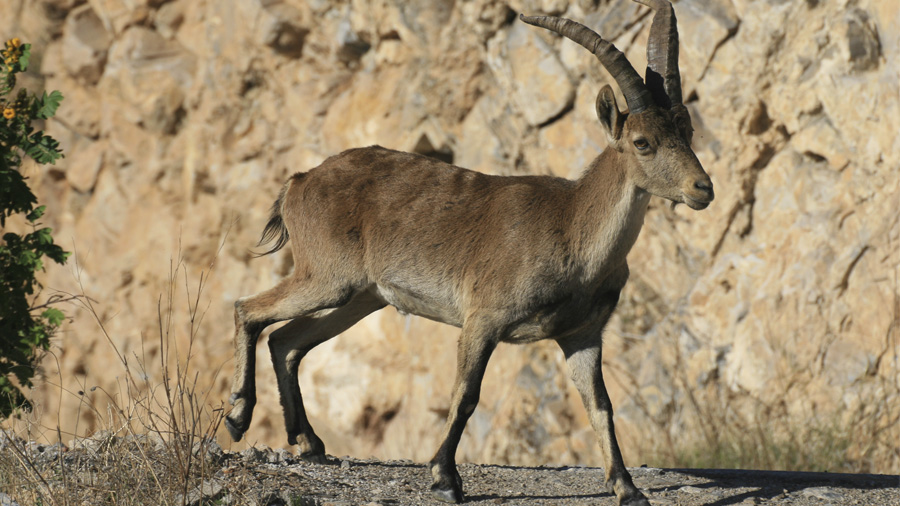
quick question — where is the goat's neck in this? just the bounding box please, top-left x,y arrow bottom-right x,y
570,150 -> 651,280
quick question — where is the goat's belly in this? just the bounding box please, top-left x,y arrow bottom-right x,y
374,283 -> 463,328
504,315 -> 592,344
503,302 -> 612,344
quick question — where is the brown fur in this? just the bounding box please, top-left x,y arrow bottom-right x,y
226,5 -> 713,506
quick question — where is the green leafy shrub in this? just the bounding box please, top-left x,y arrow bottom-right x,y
0,37 -> 68,418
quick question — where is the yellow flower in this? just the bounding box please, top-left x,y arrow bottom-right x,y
3,108 -> 15,120
11,38 -> 21,47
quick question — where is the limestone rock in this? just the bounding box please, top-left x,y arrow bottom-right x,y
64,137 -> 105,192
102,26 -> 196,134
843,7 -> 882,72
256,3 -> 307,57
487,21 -> 575,127
61,4 -> 111,85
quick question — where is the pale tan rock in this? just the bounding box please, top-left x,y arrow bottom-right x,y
61,4 -> 111,85
676,0 -> 739,79
64,139 -> 106,193
487,21 -> 575,127
87,0 -> 141,34
538,81 -> 609,178
102,26 -> 196,134
153,1 -> 185,39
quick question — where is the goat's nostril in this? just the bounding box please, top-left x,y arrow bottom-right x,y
694,180 -> 714,197
692,179 -> 714,202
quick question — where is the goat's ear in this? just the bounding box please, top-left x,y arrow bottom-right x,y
671,103 -> 694,144
596,85 -> 624,147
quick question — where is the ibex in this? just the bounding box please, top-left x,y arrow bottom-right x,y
225,1 -> 712,505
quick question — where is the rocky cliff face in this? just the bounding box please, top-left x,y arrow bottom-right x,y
1,0 -> 897,472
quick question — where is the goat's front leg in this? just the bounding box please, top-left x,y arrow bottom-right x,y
557,334 -> 650,506
429,321 -> 498,503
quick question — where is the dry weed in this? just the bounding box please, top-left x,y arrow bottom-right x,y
0,250 -> 233,505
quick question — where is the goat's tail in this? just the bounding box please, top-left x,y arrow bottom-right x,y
254,179 -> 292,257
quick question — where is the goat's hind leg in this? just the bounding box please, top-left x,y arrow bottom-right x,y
268,290 -> 385,463
226,277 -> 356,442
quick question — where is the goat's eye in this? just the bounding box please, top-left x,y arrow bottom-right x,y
633,139 -> 650,151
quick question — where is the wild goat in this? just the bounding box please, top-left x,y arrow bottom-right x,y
225,1 -> 712,505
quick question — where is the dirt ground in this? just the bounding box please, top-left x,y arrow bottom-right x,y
227,451 -> 900,506
3,438 -> 898,505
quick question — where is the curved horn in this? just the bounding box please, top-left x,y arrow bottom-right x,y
520,14 -> 654,114
635,0 -> 682,108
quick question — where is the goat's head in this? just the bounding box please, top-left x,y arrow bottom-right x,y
521,0 -> 714,210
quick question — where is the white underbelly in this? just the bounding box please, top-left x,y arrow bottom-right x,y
374,283 -> 463,328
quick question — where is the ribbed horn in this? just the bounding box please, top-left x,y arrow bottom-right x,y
635,0 -> 682,108
520,13 -> 654,114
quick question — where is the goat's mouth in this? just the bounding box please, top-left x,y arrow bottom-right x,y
682,193 -> 712,210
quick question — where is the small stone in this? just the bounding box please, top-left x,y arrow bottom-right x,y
340,459 -> 351,470
802,487 -> 843,501
0,432 -> 24,452
193,438 -> 225,466
241,446 -> 267,464
176,478 -> 225,506
274,448 -> 293,464
0,492 -> 22,506
71,430 -> 118,454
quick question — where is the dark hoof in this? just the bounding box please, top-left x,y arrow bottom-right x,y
430,483 -> 463,504
223,416 -> 245,442
300,451 -> 330,465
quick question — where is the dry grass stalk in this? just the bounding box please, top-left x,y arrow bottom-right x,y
0,250 -> 229,505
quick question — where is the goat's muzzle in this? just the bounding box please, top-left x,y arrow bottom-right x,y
681,176 -> 714,210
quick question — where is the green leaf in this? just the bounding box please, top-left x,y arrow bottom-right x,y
45,244 -> 70,265
0,39 -> 70,420
23,132 -> 63,165
0,169 -> 37,225
18,44 -> 31,72
36,90 -> 63,120
26,205 -> 45,222
42,308 -> 65,327
0,72 -> 14,95
36,227 -> 54,245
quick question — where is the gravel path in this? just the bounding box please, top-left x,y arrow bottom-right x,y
244,455 -> 900,506
3,436 -> 897,505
